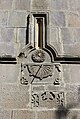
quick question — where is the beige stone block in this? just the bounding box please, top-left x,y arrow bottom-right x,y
8,11 -> 27,27
51,12 -> 66,27
67,12 -> 80,27
0,0 -> 13,10
13,0 -> 31,10
0,11 -> 8,27
0,84 -> 30,109
37,110 -> 56,119
12,110 -> 35,119
0,109 -> 11,119
32,0 -> 51,10
51,0 -> 68,10
0,64 -> 20,83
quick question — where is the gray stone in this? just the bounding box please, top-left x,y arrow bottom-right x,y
0,11 -> 8,27
0,109 -> 12,119
65,85 -> 79,108
0,64 -> 20,83
68,0 -> 80,11
37,110 -> 56,119
63,64 -> 80,84
32,0 -> 51,10
51,0 -> 68,10
0,28 -> 16,42
0,0 -> 13,10
13,0 -> 31,10
67,12 -> 80,27
68,110 -> 80,119
60,28 -> 80,44
0,84 -> 30,109
51,12 -> 66,27
17,28 -> 27,44
0,42 -> 17,57
8,11 -> 27,27
63,43 -> 80,56
12,110 -> 35,119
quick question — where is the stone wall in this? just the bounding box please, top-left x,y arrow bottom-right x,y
0,0 -> 80,119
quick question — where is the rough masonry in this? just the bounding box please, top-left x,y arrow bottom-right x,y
0,0 -> 80,119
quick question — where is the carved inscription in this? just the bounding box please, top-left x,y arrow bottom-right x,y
32,91 -> 64,107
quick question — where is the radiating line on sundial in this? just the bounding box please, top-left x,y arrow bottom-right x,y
31,65 -> 42,84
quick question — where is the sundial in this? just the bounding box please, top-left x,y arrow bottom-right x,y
19,13 -> 61,85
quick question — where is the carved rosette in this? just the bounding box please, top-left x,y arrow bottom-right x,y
32,50 -> 45,63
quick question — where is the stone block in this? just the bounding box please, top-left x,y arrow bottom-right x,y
37,110 -> 56,119
63,64 -> 80,84
68,110 -> 80,119
0,64 -> 20,83
60,28 -> 80,44
32,0 -> 51,10
0,11 -> 8,27
50,27 -> 59,43
17,28 -> 27,44
20,63 -> 62,85
65,85 -> 80,108
68,0 -> 80,11
0,84 -> 30,109
0,109 -> 11,119
13,0 -> 31,10
32,85 -> 65,108
67,12 -> 80,27
0,28 -> 16,42
63,43 -> 80,56
8,11 -> 27,27
0,0 -> 13,10
51,12 -> 66,27
0,42 -> 17,57
51,0 -> 68,10
12,110 -> 35,119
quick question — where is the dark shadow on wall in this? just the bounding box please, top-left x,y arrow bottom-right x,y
55,104 -> 78,119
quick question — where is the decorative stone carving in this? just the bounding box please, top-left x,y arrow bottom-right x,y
32,50 -> 45,62
27,65 -> 53,81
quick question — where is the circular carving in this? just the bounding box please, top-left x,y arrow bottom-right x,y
32,50 -> 45,62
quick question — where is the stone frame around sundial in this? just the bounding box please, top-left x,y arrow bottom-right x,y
18,12 -> 65,108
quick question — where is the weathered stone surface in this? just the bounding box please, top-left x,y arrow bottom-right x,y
0,109 -> 11,119
12,110 -> 35,119
67,12 -> 80,27
60,28 -> 80,45
17,28 -> 27,44
65,85 -> 79,108
8,11 -> 27,27
68,110 -> 80,119
69,0 -> 80,11
32,85 -> 65,108
0,84 -> 30,109
0,11 -> 8,27
0,64 -> 20,83
0,42 -> 17,57
0,0 -> 13,10
13,0 -> 31,10
51,12 -> 66,27
63,43 -> 80,56
51,0 -> 68,10
37,110 -> 56,119
0,28 -> 16,42
32,0 -> 51,10
63,64 -> 80,84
